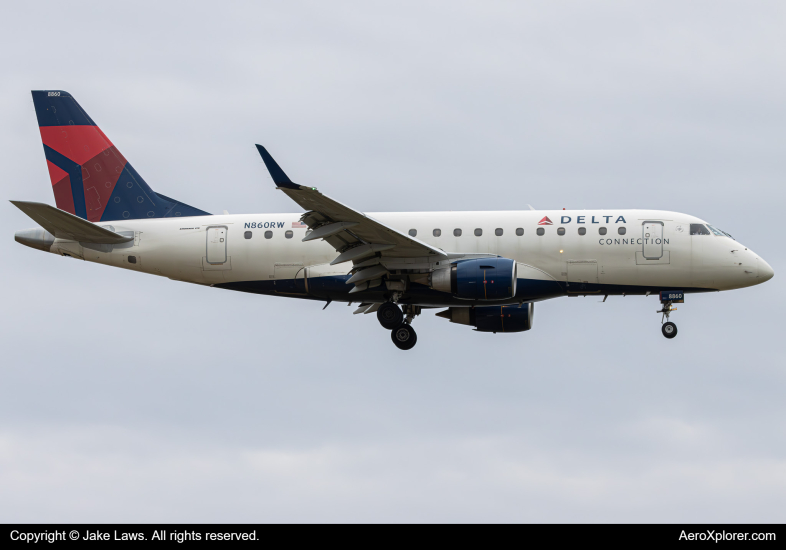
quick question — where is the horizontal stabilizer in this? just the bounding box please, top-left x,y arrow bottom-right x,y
10,201 -> 133,244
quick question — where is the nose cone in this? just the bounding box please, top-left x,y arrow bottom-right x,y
759,258 -> 775,283
14,228 -> 54,252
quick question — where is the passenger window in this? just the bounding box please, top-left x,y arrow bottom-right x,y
495,228 -> 503,236
690,224 -> 711,235
244,231 -> 252,239
264,231 -> 273,239
474,228 -> 482,237
557,227 -> 565,236
454,228 -> 462,237
409,229 -> 417,237
515,228 -> 524,236
618,227 -> 626,235
599,227 -> 607,235
578,227 -> 586,236
433,229 -> 441,237
536,228 -> 545,236
285,230 -> 293,239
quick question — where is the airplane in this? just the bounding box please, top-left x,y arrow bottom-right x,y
13,90 -> 775,350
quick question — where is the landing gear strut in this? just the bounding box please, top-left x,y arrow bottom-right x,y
657,291 -> 683,339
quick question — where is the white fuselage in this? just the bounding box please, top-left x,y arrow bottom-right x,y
39,209 -> 771,305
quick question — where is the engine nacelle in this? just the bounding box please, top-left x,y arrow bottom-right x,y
430,258 -> 517,301
437,302 -> 534,333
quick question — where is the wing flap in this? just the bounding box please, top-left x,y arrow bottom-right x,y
346,264 -> 390,285
302,221 -> 359,242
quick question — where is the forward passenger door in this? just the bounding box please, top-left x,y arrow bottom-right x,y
642,221 -> 663,260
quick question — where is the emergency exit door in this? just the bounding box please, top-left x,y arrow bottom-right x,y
642,221 -> 663,260
206,227 -> 227,264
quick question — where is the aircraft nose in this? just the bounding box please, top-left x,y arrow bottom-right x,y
759,258 -> 775,282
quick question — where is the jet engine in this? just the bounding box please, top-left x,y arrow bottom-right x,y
437,302 -> 534,333
430,258 -> 517,300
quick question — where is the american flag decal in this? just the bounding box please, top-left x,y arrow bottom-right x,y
292,221 -> 308,228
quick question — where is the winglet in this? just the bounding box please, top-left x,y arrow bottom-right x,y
255,145 -> 301,190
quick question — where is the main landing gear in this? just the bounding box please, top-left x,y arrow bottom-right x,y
377,301 -> 420,350
377,302 -> 403,330
657,291 -> 683,339
391,323 -> 417,350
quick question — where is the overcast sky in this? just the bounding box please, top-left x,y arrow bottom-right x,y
1,1 -> 785,522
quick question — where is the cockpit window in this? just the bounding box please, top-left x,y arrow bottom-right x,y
707,224 -> 723,237
690,224 -> 711,235
706,224 -> 734,239
706,225 -> 724,236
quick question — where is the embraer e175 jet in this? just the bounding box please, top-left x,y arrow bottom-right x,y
13,91 -> 775,350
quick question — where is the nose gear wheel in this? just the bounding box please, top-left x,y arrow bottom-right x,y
662,322 -> 677,338
656,296 -> 679,339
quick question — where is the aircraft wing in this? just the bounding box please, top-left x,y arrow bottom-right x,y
256,145 -> 448,265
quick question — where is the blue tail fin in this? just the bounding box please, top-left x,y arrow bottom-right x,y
32,90 -> 211,221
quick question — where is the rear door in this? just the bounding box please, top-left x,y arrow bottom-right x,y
642,221 -> 663,260
206,226 -> 227,264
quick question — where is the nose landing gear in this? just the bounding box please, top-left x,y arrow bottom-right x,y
657,291 -> 684,339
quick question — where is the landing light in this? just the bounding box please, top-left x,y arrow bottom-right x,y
559,249 -> 563,253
